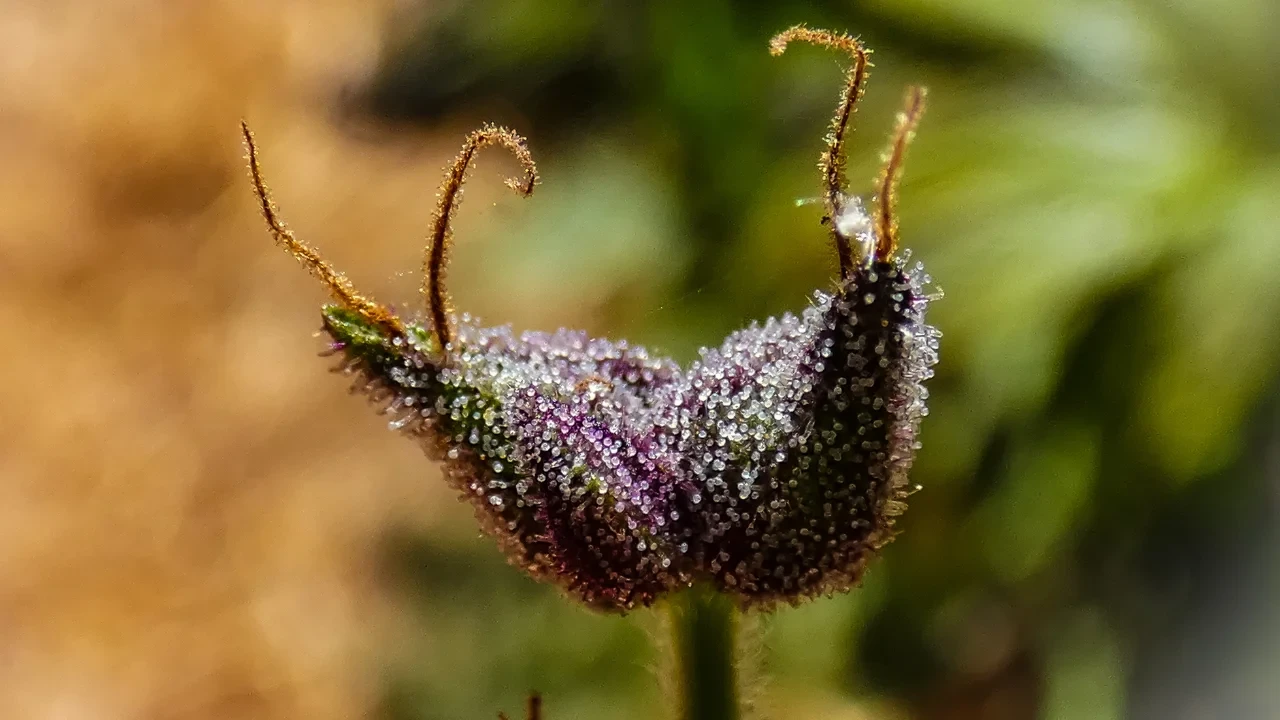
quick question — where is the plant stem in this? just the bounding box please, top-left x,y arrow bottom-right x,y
667,586 -> 742,720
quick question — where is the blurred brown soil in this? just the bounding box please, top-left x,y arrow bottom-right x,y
0,2 -> 494,717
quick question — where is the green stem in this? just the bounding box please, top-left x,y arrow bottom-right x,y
667,586 -> 743,720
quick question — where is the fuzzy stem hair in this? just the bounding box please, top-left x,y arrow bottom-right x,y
665,586 -> 749,720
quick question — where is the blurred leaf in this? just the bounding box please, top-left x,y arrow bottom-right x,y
969,422 -> 1098,583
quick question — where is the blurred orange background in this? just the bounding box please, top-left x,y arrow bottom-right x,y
2,1 -> 1278,719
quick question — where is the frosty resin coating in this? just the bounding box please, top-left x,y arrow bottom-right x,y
242,24 -> 938,612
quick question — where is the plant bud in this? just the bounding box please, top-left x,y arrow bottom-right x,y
242,24 -> 940,613
322,307 -> 691,610
668,255 -> 939,605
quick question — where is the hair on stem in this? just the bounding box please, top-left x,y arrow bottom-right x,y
424,124 -> 539,351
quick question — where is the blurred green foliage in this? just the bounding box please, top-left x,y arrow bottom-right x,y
365,1 -> 1280,718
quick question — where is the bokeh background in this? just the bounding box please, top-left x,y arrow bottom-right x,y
2,1 -> 1278,718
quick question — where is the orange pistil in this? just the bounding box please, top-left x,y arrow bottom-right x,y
423,125 -> 538,351
873,86 -> 927,260
241,121 -> 403,335
770,25 -> 871,280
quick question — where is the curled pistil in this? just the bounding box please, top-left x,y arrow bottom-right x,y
424,125 -> 539,352
770,25 -> 871,280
